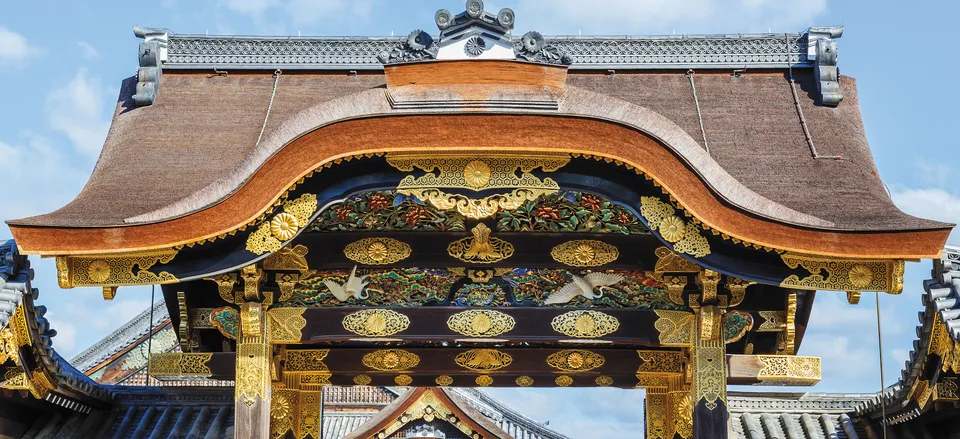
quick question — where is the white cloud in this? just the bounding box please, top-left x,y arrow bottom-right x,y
75,41 -> 102,60
0,26 -> 39,68
45,68 -> 113,156
517,0 -> 829,34
0,134 -> 90,221
218,0 -> 376,28
891,186 -> 960,241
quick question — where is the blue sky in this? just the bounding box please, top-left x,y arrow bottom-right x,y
1,1 -> 958,438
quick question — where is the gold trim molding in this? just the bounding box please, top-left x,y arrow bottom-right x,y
342,309 -> 410,337
147,353 -> 213,376
550,240 -> 619,267
780,253 -> 905,294
447,310 -> 515,338
756,355 -> 821,386
551,310 -> 620,338
636,351 -> 684,374
55,249 -> 178,289
344,238 -> 411,265
654,310 -> 694,347
362,349 -> 420,371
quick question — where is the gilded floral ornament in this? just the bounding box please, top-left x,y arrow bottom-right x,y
780,253 -> 904,293
756,356 -> 821,386
447,310 -> 515,338
342,309 -> 410,337
555,375 -> 574,387
435,375 -> 454,386
475,375 -> 494,387
363,349 -> 420,371
447,223 -> 514,263
595,376 -> 614,387
344,237 -> 411,265
395,375 -> 413,386
353,374 -> 372,385
546,349 -> 605,372
550,240 -> 619,267
639,197 -> 710,257
654,310 -> 694,347
551,310 -> 620,338
516,376 -> 534,387
455,349 -> 513,372
463,160 -> 492,188
56,250 -> 178,289
86,260 -> 111,283
848,265 -> 873,289
246,193 -> 318,255
268,307 -> 307,343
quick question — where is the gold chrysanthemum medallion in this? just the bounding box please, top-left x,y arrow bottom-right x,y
270,212 -> 300,240
659,216 -> 686,243
463,160 -> 492,188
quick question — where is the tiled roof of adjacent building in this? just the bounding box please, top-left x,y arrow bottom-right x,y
728,391 -> 873,439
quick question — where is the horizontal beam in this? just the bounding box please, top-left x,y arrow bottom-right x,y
726,354 -> 821,386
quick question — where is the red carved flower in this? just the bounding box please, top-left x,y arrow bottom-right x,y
614,213 -> 632,225
535,207 -> 560,220
403,207 -> 427,225
579,196 -> 602,211
368,194 -> 389,211
336,206 -> 353,221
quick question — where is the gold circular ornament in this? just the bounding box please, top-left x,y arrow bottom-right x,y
659,216 -> 687,243
574,314 -> 597,334
472,313 -> 492,334
546,349 -> 605,372
573,244 -> 596,264
366,313 -> 387,333
366,241 -> 389,262
595,375 -> 614,387
395,374 -> 413,386
436,375 -> 454,386
343,309 -> 410,337
848,265 -> 873,289
463,160 -> 492,188
566,352 -> 585,369
87,260 -> 111,283
555,375 -> 573,387
383,352 -> 400,368
551,310 -> 620,338
516,376 -> 534,387
270,212 -> 300,240
362,349 -> 420,371
353,374 -> 372,385
475,375 -> 494,387
271,393 -> 291,418
447,310 -> 515,338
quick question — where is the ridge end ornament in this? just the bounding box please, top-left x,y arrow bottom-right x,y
447,310 -> 515,337
448,223 -> 514,263
551,310 -> 620,338
344,237 -> 411,265
551,240 -> 619,267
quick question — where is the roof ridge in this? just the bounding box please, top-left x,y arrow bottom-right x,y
69,300 -> 168,372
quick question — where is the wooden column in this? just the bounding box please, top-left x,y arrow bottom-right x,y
236,300 -> 271,439
692,305 -> 727,439
644,383 -> 670,439
667,375 -> 692,439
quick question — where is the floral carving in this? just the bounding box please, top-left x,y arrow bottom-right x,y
378,30 -> 438,64
507,269 -> 683,309
87,260 -> 111,283
270,212 -> 299,240
723,310 -> 753,344
463,160 -> 492,187
287,268 -> 455,307
312,191 -> 465,232
497,191 -> 648,234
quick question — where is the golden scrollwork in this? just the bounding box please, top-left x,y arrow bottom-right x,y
246,193 -> 318,255
635,375 -> 670,388
447,310 -> 515,338
699,305 -> 718,341
55,249 -> 178,289
343,309 -> 410,337
516,376 -> 534,387
447,223 -> 514,263
636,351 -> 684,374
551,310 -> 620,338
353,374 -> 372,385
241,264 -> 264,303
395,375 -> 413,386
264,244 -> 310,272
0,327 -> 16,365
344,238 -> 412,265
640,197 -> 710,258
476,375 -> 494,387
780,292 -> 797,354
268,307 -> 307,344
387,153 -> 570,219
756,356 -> 822,386
147,353 -> 214,376
276,273 -> 300,303
236,342 -> 270,406
546,349 -> 605,372
780,253 -> 905,294
694,306 -> 726,410
726,277 -> 756,307
240,302 -> 263,337
757,311 -> 786,332
661,276 -> 688,306
435,375 -> 454,386
555,375 -> 574,387
936,379 -> 959,401
455,349 -> 513,372
654,246 -> 701,273
363,349 -> 420,371
205,273 -> 238,303
645,387 -> 669,439
284,350 -> 330,372
595,376 -> 614,387
374,389 -> 479,439
550,240 -> 619,267
654,310 -> 694,347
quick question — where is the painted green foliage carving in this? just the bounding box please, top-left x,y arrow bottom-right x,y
210,306 -> 239,340
287,268 -> 456,307
310,191 -> 465,232
452,283 -> 507,306
506,269 -> 683,309
723,310 -> 753,343
496,191 -> 648,234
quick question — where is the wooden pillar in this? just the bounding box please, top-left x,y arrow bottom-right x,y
668,375 -> 692,439
236,301 -> 271,439
645,383 -> 670,439
692,305 -> 727,439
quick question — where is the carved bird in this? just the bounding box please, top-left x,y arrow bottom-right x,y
323,266 -> 370,302
544,272 -> 625,305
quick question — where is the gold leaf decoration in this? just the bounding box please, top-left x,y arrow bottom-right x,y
756,356 -> 821,386
343,238 -> 412,265
268,307 -> 307,343
780,253 -> 904,293
654,310 -> 694,347
147,353 -> 214,376
447,310 -> 515,338
353,374 -> 372,385
516,376 -> 534,387
551,310 -> 620,338
435,375 -> 454,386
463,160 -> 492,188
454,349 -> 513,372
475,375 -> 494,387
595,376 -> 614,387
362,349 -> 420,371
395,375 -> 413,386
555,375 -> 574,387
848,265 -> 873,289
86,260 -> 111,283
639,197 -> 710,257
447,223 -> 514,263
550,240 -> 619,267
546,350 -> 605,372
246,193 -> 318,255
55,250 -> 178,288
658,216 -> 687,243
343,309 -> 410,337
270,212 -> 300,240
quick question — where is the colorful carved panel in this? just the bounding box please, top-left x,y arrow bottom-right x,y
496,191 -> 648,234
310,190 -> 465,232
290,268 -> 456,307
506,269 -> 685,309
